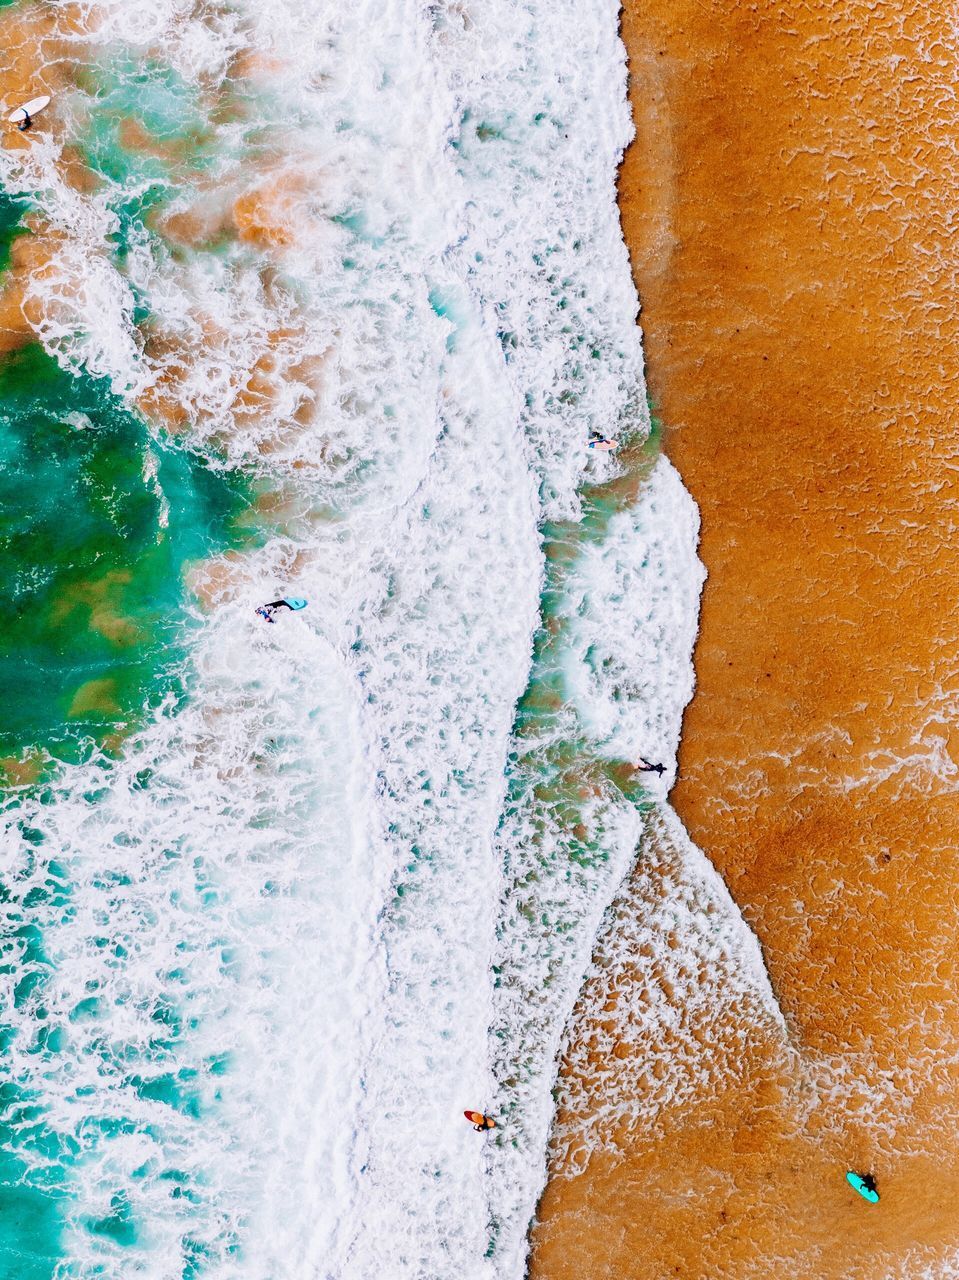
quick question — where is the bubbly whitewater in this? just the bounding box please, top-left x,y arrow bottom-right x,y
0,2 -> 769,1276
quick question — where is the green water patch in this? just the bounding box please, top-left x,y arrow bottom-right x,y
493,427 -> 663,912
0,343 -> 251,761
0,190 -> 29,277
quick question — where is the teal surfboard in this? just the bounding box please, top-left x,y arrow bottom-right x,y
846,1171 -> 879,1203
283,598 -> 308,610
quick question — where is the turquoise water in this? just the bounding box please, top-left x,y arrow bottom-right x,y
77,52 -> 216,316
0,51 -> 253,1279
0,193 -> 28,275
0,44 -> 251,771
0,342 -> 249,763
0,341 -> 250,1272
0,885 -> 65,1280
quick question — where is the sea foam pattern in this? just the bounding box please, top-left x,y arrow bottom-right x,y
0,1 -> 769,1277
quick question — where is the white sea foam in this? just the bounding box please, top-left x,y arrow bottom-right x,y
561,458 -> 706,778
0,1 -> 781,1277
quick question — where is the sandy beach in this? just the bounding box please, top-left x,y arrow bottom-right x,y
531,0 -> 959,1274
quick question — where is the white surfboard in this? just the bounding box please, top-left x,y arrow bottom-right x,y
8,96 -> 50,125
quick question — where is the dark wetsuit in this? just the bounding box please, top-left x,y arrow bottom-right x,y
635,760 -> 666,776
588,431 -> 614,449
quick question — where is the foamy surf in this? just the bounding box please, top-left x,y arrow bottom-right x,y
0,1 -> 774,1277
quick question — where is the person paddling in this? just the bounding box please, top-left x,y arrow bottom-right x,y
255,597 -> 308,623
633,757 -> 666,776
464,1110 -> 496,1133
588,431 -> 618,452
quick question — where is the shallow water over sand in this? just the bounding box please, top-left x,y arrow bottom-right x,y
531,0 -> 959,1276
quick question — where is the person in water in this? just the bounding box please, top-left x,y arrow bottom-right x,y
17,111 -> 31,132
588,431 -> 618,451
255,598 -> 308,623
634,757 -> 666,776
464,1110 -> 497,1133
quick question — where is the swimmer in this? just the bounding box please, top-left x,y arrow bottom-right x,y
17,111 -> 31,132
633,757 -> 666,776
464,1110 -> 497,1133
255,597 -> 308,623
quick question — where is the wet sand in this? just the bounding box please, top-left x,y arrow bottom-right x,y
531,0 -> 959,1275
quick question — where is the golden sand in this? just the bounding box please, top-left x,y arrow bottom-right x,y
531,0 -> 959,1275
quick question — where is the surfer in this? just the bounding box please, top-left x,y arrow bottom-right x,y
633,757 -> 666,776
588,431 -> 618,451
464,1110 -> 497,1133
846,1170 -> 879,1202
255,597 -> 308,623
9,96 -> 51,132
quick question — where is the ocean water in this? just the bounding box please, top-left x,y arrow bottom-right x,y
0,1 -> 748,1276
0,341 -> 249,757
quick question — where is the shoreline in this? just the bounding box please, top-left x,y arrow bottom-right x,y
530,0 -> 959,1274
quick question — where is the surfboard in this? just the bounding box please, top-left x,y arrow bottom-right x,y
464,1110 -> 495,1128
588,437 -> 619,452
8,96 -> 51,125
846,1171 -> 879,1203
283,597 -> 308,611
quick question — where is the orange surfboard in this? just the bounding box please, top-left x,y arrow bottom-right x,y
464,1110 -> 496,1128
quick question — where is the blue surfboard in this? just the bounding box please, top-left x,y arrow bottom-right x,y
282,598 -> 308,611
846,1171 -> 879,1203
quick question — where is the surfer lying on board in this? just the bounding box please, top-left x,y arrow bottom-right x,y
846,1170 -> 879,1203
255,597 -> 308,623
464,1110 -> 497,1133
633,757 -> 666,776
588,431 -> 618,451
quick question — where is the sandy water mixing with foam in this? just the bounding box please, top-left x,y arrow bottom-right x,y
0,1 -> 771,1276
